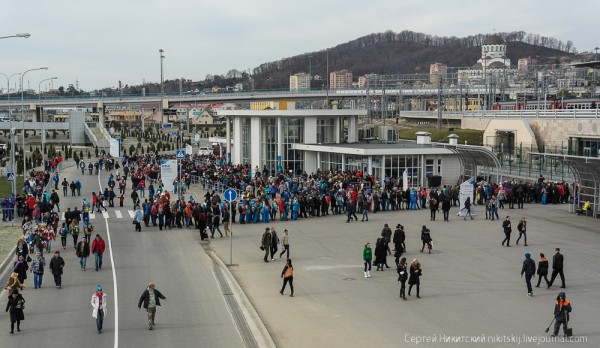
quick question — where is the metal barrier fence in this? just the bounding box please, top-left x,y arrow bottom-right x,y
190,174 -> 244,200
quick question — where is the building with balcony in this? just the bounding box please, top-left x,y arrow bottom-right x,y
289,73 -> 311,91
330,70 -> 353,89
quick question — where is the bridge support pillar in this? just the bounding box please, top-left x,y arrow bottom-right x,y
97,102 -> 105,128
69,110 -> 86,145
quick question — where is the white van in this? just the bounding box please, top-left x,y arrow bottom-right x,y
198,147 -> 212,156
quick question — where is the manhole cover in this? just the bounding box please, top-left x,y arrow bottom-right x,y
343,278 -> 356,281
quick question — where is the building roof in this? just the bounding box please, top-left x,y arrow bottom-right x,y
218,109 -> 367,117
483,35 -> 505,45
292,140 -> 454,156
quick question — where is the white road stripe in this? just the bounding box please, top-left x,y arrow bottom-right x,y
102,211 -> 109,219
128,210 -> 135,219
89,213 -> 96,220
96,173 -> 119,348
61,212 -> 65,220
115,210 -> 123,219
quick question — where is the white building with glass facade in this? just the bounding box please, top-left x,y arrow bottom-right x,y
219,109 -> 475,188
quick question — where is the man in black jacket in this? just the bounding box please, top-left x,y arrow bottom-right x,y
521,252 -> 536,296
138,282 -> 166,330
501,216 -> 512,247
547,248 -> 565,289
49,251 -> 65,288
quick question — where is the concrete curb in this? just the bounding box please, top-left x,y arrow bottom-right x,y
207,250 -> 277,348
0,245 -> 17,297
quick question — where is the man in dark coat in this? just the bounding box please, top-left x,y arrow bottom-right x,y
547,248 -> 565,289
381,224 -> 392,256
520,252 -> 536,296
49,251 -> 65,288
261,228 -> 271,262
138,282 -> 167,330
501,216 -> 512,247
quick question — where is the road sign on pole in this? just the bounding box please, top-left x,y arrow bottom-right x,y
7,172 -> 15,181
175,149 -> 186,159
224,188 -> 237,202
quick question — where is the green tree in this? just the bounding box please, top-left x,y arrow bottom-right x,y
129,144 -> 136,155
95,146 -> 99,157
80,150 -> 84,158
87,150 -> 91,159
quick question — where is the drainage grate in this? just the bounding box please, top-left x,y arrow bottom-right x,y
213,263 -> 259,348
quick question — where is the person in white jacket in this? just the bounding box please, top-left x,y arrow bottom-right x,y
91,285 -> 107,333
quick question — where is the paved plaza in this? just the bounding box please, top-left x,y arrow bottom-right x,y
198,186 -> 599,347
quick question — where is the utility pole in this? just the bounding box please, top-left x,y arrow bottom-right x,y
437,73 -> 443,130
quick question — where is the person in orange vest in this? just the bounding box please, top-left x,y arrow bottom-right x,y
552,292 -> 572,337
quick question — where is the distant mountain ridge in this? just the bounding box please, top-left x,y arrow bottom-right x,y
250,30 -> 578,89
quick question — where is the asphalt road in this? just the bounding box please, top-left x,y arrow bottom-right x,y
0,164 -> 245,347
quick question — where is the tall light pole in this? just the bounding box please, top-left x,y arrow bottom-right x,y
1,72 -> 21,210
159,49 -> 165,125
39,77 -> 58,163
159,49 -> 165,95
0,33 -> 30,40
20,67 -> 48,177
38,76 -> 57,100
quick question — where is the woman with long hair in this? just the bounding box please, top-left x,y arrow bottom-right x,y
397,257 -> 408,300
408,258 -> 422,298
279,258 -> 294,297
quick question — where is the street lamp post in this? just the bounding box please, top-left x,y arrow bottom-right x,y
20,67 -> 48,177
0,33 -> 30,40
159,49 -> 165,124
38,76 -> 57,100
38,77 -> 58,163
1,72 -> 21,213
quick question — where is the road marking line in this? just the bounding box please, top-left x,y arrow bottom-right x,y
128,210 -> 135,219
115,210 -> 123,219
89,213 -> 96,220
102,211 -> 109,219
97,173 -> 119,348
61,212 -> 65,220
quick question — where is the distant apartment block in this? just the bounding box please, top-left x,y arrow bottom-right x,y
358,75 -> 367,88
330,70 -> 353,89
429,63 -> 448,83
518,57 -> 537,75
289,73 -> 311,91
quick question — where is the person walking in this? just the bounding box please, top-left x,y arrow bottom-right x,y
463,197 -> 473,220
30,252 -> 46,289
441,197 -> 451,222
536,253 -> 550,288
392,224 -> 405,266
91,285 -> 107,333
69,219 -> 80,248
12,256 -> 28,286
501,216 -> 512,247
515,217 -> 528,246
76,238 -> 90,271
138,283 -> 167,330
279,229 -> 290,258
547,248 -> 566,289
269,228 -> 280,261
133,205 -> 143,232
551,292 -> 572,337
521,252 -> 536,296
5,289 -> 25,334
420,225 -> 433,254
279,258 -> 294,297
49,251 -> 65,289
261,228 -> 271,262
374,238 -> 387,271
408,258 -> 422,298
397,257 -> 408,300
381,223 -> 392,257
91,234 -> 106,271
59,222 -> 69,250
363,242 -> 372,278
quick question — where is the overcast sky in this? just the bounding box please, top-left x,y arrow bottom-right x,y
2,0 -> 599,91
